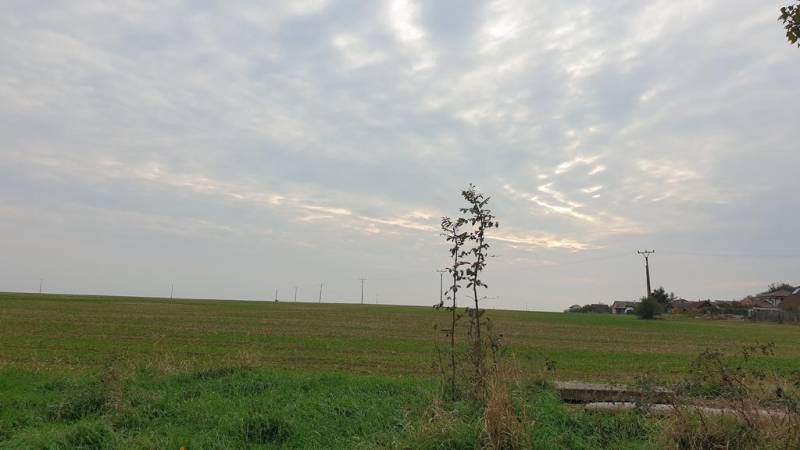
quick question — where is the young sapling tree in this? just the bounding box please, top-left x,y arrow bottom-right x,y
460,184 -> 499,391
438,215 -> 469,401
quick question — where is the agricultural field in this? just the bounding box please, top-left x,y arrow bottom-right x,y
1,292 -> 799,449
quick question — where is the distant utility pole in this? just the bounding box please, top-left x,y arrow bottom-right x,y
294,286 -> 298,303
359,278 -> 367,305
319,283 -> 323,303
170,283 -> 174,300
39,278 -> 43,294
637,250 -> 655,297
436,269 -> 447,307
274,289 -> 278,303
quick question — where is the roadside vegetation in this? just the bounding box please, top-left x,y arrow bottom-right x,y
0,364 -> 663,449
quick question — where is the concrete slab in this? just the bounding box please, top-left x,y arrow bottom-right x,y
554,381 -> 673,404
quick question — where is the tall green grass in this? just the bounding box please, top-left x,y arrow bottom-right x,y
0,367 -> 660,449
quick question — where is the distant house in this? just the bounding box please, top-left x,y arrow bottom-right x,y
751,298 -> 782,311
696,300 -> 720,314
781,289 -> 800,311
583,304 -> 612,314
670,299 -> 693,312
713,300 -> 742,308
611,301 -> 637,314
749,288 -> 800,322
754,289 -> 794,309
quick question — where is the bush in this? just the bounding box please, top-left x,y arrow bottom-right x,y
635,296 -> 663,320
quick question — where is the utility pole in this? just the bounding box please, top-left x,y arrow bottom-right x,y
39,278 -> 43,294
359,278 -> 367,305
274,289 -> 278,303
637,250 -> 655,298
319,283 -> 323,303
294,286 -> 298,303
170,283 -> 174,300
436,269 -> 446,307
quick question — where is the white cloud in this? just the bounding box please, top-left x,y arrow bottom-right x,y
1,0 -> 798,309
581,185 -> 603,194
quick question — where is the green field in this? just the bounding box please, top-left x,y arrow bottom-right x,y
1,292 -> 799,448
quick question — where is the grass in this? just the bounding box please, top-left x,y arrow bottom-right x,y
2,292 -> 799,381
0,366 -> 431,449
1,365 -> 661,449
1,292 -> 799,448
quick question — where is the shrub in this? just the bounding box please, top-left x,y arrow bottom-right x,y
635,296 -> 663,320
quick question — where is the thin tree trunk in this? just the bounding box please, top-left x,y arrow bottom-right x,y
450,251 -> 458,401
472,237 -> 485,387
472,279 -> 481,382
451,291 -> 456,401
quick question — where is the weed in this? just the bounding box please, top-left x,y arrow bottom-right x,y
399,396 -> 480,450
0,423 -> 11,443
239,414 -> 293,445
192,366 -> 249,381
62,420 -> 116,450
664,344 -> 800,449
47,382 -> 107,422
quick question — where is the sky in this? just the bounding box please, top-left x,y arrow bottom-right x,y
1,1 -> 799,311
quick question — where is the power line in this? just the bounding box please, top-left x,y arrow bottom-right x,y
528,249 -> 798,271
659,250 -> 800,259
527,252 -> 631,269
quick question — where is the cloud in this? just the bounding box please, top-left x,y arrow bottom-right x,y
492,232 -> 591,251
581,185 -> 603,194
554,156 -> 599,175
1,0 -> 798,309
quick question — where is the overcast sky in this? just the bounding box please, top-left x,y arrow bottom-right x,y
1,1 -> 798,311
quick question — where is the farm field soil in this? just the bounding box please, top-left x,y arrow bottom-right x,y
2,292 -> 798,381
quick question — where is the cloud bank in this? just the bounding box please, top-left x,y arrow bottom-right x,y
1,0 -> 798,310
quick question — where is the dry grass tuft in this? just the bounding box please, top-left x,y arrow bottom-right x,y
480,365 -> 531,450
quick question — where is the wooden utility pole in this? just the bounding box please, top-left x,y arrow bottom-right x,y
359,278 -> 367,305
436,269 -> 446,307
637,250 -> 655,297
318,283 -> 323,303
274,289 -> 278,303
294,286 -> 298,303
